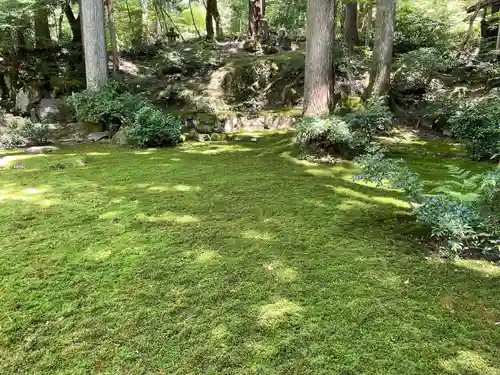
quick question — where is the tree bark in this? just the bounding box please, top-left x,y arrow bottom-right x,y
304,0 -> 336,116
141,0 -> 149,44
81,0 -> 108,91
344,1 -> 359,49
64,0 -> 82,44
363,2 -> 373,46
34,5 -> 52,49
206,0 -> 215,40
497,19 -> 500,49
107,0 -> 120,72
248,0 -> 265,39
365,0 -> 395,98
189,0 -> 202,38
206,0 -> 222,40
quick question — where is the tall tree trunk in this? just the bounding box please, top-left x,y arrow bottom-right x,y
365,0 -> 395,98
81,0 -> 108,91
344,1 -> 359,49
35,6 -> 52,49
248,0 -> 265,39
463,2 -> 481,50
214,5 -> 223,39
141,0 -> 149,44
107,0 -> 120,72
497,20 -> 500,50
206,0 -> 215,40
64,0 -> 82,44
189,0 -> 202,38
363,2 -> 373,46
304,0 -> 336,116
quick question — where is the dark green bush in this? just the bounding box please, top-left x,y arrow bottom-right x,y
124,105 -> 182,147
295,116 -> 371,159
66,80 -> 146,128
394,10 -> 452,53
344,97 -> 394,136
448,94 -> 500,161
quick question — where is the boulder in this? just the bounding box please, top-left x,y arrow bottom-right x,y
223,116 -> 239,133
37,99 -> 73,123
111,128 -> 134,146
243,40 -> 262,53
196,133 -> 211,142
25,146 -> 60,154
15,87 -> 41,114
88,132 -> 110,142
0,113 -> 29,131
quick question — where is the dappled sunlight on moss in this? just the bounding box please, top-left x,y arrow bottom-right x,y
147,184 -> 201,192
242,229 -> 274,241
0,184 -> 59,207
195,250 -> 223,265
181,143 -> 254,154
454,260 -> 500,278
258,299 -> 303,327
327,185 -> 409,209
440,351 -> 500,375
135,211 -> 200,224
264,261 -> 298,283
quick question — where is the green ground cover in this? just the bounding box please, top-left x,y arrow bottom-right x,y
0,134 -> 499,374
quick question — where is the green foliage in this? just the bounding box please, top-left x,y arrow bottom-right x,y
394,9 -> 454,53
423,89 -> 466,131
448,94 -> 500,161
295,116 -> 371,159
0,120 -> 50,148
66,80 -> 146,128
355,150 -> 500,257
393,47 -> 458,91
344,97 -> 394,136
124,105 -> 182,147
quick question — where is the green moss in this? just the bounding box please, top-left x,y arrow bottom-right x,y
0,136 -> 499,374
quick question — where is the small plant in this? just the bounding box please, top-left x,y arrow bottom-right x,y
124,105 -> 182,147
0,121 -> 50,148
448,94 -> 500,161
295,116 -> 371,159
344,97 -> 394,136
66,80 -> 146,127
354,150 -> 499,257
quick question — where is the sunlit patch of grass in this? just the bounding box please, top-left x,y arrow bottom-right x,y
0,135 -> 499,374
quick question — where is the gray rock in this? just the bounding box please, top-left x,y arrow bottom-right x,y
25,146 -> 60,154
224,116 -> 239,133
196,133 -> 211,142
0,113 -> 29,130
37,98 -> 73,123
111,128 -> 134,146
88,131 -> 110,141
15,87 -> 41,114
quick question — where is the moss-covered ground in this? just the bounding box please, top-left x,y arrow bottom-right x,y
0,134 -> 499,374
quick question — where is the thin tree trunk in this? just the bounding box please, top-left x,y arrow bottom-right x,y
364,2 -> 373,46
248,0 -> 265,39
35,6 -> 52,49
304,0 -> 336,116
497,21 -> 500,49
141,0 -> 149,44
58,11 -> 64,40
214,6 -> 223,39
365,0 -> 395,98
64,0 -> 82,44
81,0 -> 108,91
463,2 -> 481,50
344,1 -> 359,49
189,0 -> 202,38
107,0 -> 120,72
206,0 -> 216,40
157,5 -> 185,41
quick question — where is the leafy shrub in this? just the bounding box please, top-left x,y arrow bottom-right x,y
66,80 -> 146,127
393,47 -> 458,92
295,116 -> 371,159
0,121 -> 50,148
423,89 -> 467,131
124,105 -> 182,147
394,10 -> 452,53
448,94 -> 500,161
355,150 -> 500,257
344,97 -> 394,136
